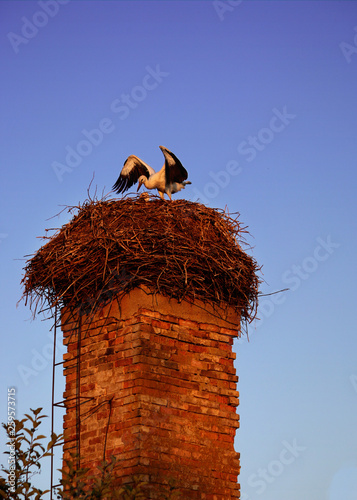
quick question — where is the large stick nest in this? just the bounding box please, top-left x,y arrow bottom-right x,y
21,195 -> 260,323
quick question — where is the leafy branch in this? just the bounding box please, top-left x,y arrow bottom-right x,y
0,407 -> 62,499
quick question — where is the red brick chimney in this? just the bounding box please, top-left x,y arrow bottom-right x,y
62,288 -> 241,499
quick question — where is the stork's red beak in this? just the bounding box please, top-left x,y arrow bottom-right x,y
137,180 -> 142,192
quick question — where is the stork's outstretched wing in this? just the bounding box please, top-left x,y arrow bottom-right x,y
112,155 -> 155,194
159,146 -> 188,187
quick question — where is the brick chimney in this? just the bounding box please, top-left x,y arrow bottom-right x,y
62,288 -> 241,499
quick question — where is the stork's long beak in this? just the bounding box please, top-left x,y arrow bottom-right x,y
137,180 -> 143,192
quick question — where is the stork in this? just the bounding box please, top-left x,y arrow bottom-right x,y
112,146 -> 191,200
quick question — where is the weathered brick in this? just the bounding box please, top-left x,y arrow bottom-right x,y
61,289 -> 241,499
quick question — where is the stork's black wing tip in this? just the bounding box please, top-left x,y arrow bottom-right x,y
112,177 -> 125,193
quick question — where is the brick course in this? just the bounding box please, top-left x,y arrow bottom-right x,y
62,288 -> 241,499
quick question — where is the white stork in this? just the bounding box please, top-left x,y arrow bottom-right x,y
112,146 -> 191,200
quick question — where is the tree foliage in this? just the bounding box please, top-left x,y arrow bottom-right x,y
0,407 -> 61,499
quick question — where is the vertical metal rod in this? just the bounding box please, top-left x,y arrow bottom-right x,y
50,305 -> 57,500
76,315 -> 82,469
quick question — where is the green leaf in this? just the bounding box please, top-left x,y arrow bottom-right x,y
34,435 -> 46,441
31,408 -> 43,416
24,414 -> 36,425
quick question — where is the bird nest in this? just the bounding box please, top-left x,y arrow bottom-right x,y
21,195 -> 260,325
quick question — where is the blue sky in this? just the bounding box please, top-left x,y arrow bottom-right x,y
1,1 -> 357,498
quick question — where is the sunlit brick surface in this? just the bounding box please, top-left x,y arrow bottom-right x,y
62,288 -> 241,499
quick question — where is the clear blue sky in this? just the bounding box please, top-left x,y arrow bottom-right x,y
1,1 -> 357,498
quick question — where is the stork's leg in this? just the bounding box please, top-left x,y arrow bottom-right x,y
165,188 -> 172,201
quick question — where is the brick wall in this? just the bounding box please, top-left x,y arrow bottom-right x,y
62,288 -> 241,499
